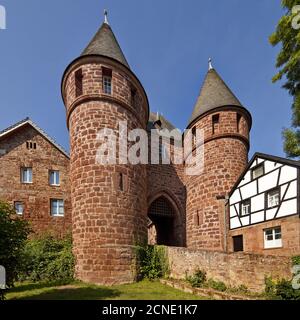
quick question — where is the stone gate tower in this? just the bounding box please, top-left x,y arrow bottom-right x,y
185,63 -> 252,251
61,13 -> 149,284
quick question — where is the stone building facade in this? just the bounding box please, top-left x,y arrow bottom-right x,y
0,15 -> 299,286
0,119 -> 71,236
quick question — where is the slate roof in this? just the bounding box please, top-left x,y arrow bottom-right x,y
189,68 -> 244,125
81,22 -> 130,69
148,112 -> 177,131
0,118 -> 69,158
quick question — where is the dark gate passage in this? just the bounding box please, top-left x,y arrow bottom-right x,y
148,196 -> 177,246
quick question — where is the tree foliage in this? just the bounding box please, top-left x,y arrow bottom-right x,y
270,0 -> 300,157
0,201 -> 31,299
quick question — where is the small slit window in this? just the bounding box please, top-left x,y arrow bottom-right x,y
237,113 -> 242,133
131,88 -> 137,106
212,114 -> 220,134
102,67 -> 112,95
192,127 -> 196,147
26,141 -> 37,150
119,173 -> 124,191
75,68 -> 83,97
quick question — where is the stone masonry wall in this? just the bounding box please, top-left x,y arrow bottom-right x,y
0,125 -> 71,236
185,110 -> 250,251
167,246 -> 293,292
63,57 -> 149,285
228,215 -> 300,256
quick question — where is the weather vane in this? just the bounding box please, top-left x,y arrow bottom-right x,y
104,9 -> 109,24
208,58 -> 213,70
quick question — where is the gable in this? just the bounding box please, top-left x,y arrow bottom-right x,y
229,153 -> 299,230
0,119 -> 69,159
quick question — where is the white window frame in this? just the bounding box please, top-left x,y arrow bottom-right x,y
252,164 -> 264,180
21,167 -> 32,184
103,76 -> 112,95
50,199 -> 64,217
267,188 -> 280,208
49,170 -> 60,186
14,202 -> 24,215
264,227 -> 282,249
241,199 -> 251,216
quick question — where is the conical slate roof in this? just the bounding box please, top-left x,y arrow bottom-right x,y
189,68 -> 243,125
81,22 -> 130,69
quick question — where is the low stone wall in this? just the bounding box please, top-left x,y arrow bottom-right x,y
166,247 -> 293,292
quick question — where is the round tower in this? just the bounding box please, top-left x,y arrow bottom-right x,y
61,13 -> 149,284
185,62 -> 252,251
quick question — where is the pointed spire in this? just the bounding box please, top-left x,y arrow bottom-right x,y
81,12 -> 130,68
189,66 -> 243,125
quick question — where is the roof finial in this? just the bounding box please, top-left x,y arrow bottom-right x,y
104,9 -> 109,24
208,57 -> 213,70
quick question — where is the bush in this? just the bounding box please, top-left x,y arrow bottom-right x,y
186,269 -> 207,288
0,201 -> 31,299
18,234 -> 74,284
135,245 -> 169,280
206,279 -> 227,292
264,276 -> 300,300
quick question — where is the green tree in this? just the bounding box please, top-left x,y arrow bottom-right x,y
270,0 -> 300,157
0,201 -> 31,299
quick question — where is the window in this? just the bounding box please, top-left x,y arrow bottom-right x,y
50,199 -> 64,217
159,142 -> 168,161
264,227 -> 282,249
237,113 -> 242,133
119,173 -> 124,191
212,114 -> 220,134
233,235 -> 243,252
267,188 -> 280,208
26,141 -> 37,150
251,164 -> 264,180
21,167 -> 32,183
131,88 -> 136,106
192,126 -> 196,147
14,202 -> 24,215
49,170 -> 60,186
75,68 -> 83,97
241,199 -> 251,216
102,67 -> 112,95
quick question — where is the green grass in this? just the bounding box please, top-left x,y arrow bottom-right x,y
6,280 -> 207,300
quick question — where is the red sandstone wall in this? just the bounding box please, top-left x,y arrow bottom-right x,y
63,57 -> 149,285
0,125 -> 71,236
147,136 -> 186,246
229,215 -> 300,256
167,247 -> 292,292
186,110 -> 250,251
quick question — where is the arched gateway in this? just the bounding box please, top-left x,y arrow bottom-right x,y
148,195 -> 183,247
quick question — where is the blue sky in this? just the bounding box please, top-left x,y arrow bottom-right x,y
0,0 -> 292,158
